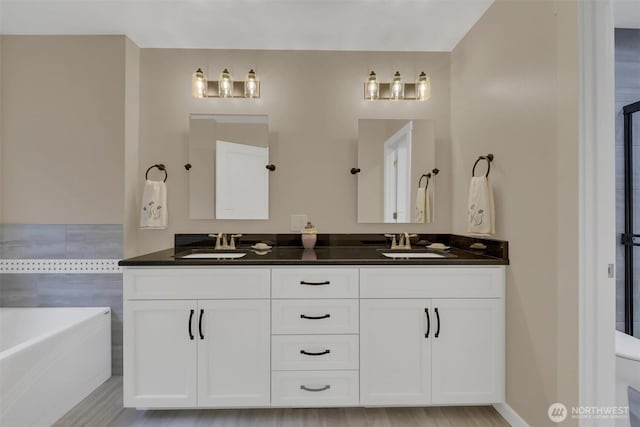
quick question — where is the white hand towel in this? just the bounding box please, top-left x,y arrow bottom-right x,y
467,176 -> 495,235
415,187 -> 426,223
425,183 -> 433,224
415,185 -> 433,224
140,180 -> 168,229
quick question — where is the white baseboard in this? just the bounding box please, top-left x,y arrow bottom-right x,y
493,402 -> 529,427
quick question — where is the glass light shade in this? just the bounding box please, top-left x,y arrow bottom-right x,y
218,68 -> 233,98
365,71 -> 379,100
416,72 -> 431,101
245,69 -> 259,98
390,71 -> 403,100
192,68 -> 207,98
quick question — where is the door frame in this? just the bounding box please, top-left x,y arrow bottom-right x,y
578,0 -> 616,421
383,121 -> 413,223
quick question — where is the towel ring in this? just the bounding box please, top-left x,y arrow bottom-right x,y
472,154 -> 494,178
145,164 -> 168,182
419,173 -> 431,189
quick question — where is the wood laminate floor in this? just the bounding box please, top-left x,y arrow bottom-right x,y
53,377 -> 511,427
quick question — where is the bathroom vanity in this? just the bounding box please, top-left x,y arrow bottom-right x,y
120,234 -> 508,409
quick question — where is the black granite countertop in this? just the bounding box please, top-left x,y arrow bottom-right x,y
119,234 -> 509,266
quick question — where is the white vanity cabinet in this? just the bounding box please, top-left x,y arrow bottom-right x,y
270,268 -> 360,407
123,268 -> 271,408
359,267 -> 505,406
360,299 -> 433,406
124,299 -> 198,408
122,265 -> 505,410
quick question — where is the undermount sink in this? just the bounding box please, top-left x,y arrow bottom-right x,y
180,252 -> 247,259
381,252 -> 445,259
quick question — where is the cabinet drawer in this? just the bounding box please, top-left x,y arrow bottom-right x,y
272,300 -> 359,334
271,371 -> 359,407
271,268 -> 359,298
124,268 -> 270,300
360,267 -> 504,298
272,335 -> 359,371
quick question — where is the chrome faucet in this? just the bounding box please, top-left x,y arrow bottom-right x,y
208,233 -> 242,250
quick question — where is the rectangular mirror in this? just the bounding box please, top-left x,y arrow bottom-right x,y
357,119 -> 435,223
188,114 -> 269,220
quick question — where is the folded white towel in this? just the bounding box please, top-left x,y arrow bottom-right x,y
140,180 -> 168,229
415,184 -> 433,224
467,176 -> 495,235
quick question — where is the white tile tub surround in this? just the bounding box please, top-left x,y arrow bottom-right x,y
0,307 -> 111,426
0,259 -> 121,273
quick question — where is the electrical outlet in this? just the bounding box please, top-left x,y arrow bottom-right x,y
290,214 -> 308,232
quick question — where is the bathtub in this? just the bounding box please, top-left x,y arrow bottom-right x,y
0,307 -> 111,426
616,330 -> 640,427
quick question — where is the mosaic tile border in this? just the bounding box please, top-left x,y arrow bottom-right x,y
0,259 -> 122,274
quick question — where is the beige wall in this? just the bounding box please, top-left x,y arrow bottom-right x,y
1,36 -> 127,224
124,38 -> 140,256
450,1 -> 579,425
136,49 -> 451,253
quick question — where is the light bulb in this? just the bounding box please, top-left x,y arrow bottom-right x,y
245,69 -> 259,98
416,71 -> 431,101
391,71 -> 403,100
365,71 -> 379,100
218,68 -> 233,98
192,68 -> 207,98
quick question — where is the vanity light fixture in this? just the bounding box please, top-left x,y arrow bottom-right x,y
364,70 -> 430,101
390,71 -> 403,100
244,69 -> 260,98
191,68 -> 261,99
192,68 -> 207,98
218,68 -> 233,98
366,71 -> 380,100
416,72 -> 431,101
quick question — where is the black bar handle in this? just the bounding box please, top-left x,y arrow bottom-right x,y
425,308 -> 430,338
435,307 -> 440,338
300,280 -> 331,286
300,314 -> 331,320
300,349 -> 331,356
188,309 -> 194,340
300,385 -> 331,392
198,309 -> 204,339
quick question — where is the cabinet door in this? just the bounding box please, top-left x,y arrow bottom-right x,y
197,300 -> 271,407
123,300 -> 197,408
360,299 -> 432,406
431,299 -> 504,405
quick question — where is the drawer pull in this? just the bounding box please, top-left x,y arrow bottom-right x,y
300,349 -> 331,356
300,314 -> 331,320
300,384 -> 331,392
300,280 -> 331,286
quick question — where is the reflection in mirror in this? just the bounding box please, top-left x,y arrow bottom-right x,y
357,119 -> 435,224
188,114 -> 269,220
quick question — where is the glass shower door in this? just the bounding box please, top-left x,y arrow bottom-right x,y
623,101 -> 640,337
